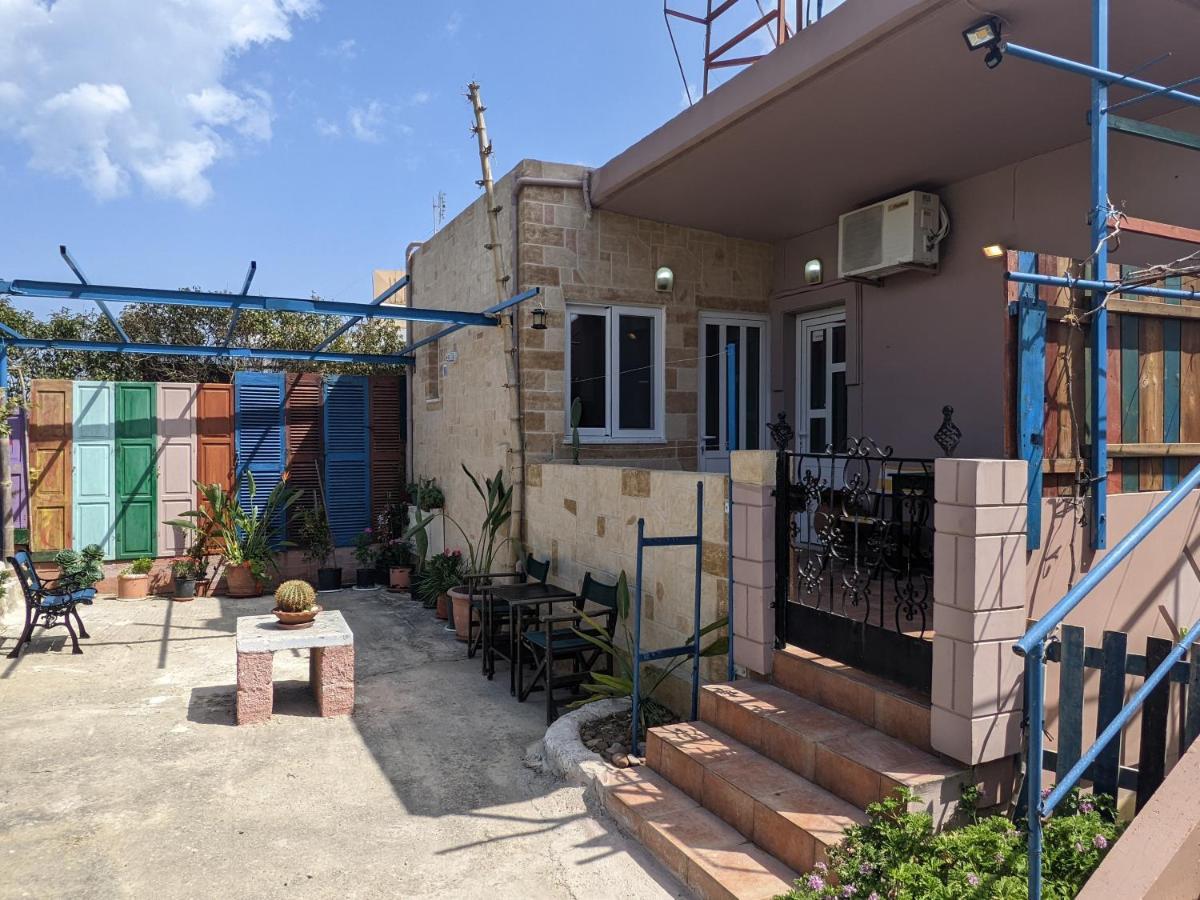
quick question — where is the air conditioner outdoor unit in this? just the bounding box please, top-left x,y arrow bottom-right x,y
838,190 -> 943,280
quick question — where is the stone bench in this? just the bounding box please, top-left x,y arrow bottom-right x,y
235,610 -> 355,725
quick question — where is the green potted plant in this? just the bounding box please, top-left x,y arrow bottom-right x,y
272,579 -> 321,629
379,538 -> 414,590
407,477 -> 444,511
118,557 -> 154,600
353,527 -> 379,589
295,503 -> 340,592
167,472 -> 299,598
442,466 -> 514,641
170,557 -> 201,600
416,549 -> 464,619
183,538 -> 213,596
54,545 -> 105,594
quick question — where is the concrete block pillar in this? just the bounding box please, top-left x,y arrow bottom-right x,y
930,458 -> 1027,765
730,450 -> 777,676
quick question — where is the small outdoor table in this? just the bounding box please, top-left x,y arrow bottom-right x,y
481,583 -> 576,695
235,611 -> 355,725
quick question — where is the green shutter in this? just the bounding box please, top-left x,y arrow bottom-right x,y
116,382 -> 157,559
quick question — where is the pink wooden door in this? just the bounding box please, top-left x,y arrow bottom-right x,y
157,383 -> 197,556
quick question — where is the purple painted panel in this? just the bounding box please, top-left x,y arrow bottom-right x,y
9,410 -> 27,529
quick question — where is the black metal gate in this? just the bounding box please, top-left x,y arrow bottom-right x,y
771,430 -> 935,694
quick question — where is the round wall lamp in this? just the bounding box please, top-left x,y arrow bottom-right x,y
655,266 -> 674,292
804,258 -> 823,285
531,307 -> 548,330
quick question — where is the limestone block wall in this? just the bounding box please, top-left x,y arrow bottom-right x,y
524,461 -> 730,714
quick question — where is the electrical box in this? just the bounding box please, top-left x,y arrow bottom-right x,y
838,191 -> 942,280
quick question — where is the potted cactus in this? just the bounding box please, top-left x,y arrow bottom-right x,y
272,579 -> 321,629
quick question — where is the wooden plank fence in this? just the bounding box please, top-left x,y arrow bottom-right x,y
1042,623 -> 1200,813
1008,251 -> 1200,496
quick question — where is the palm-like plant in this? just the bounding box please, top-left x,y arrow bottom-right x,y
167,472 -> 300,581
405,464 -> 514,578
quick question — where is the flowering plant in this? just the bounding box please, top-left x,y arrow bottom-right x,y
354,527 -> 378,566
779,787 -> 1122,900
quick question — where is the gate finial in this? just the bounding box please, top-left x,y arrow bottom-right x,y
767,411 -> 793,451
934,405 -> 962,456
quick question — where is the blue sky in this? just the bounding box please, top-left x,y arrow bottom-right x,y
0,1 -> 814,313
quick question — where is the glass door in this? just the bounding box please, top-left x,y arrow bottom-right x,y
698,313 -> 768,472
795,309 -> 847,454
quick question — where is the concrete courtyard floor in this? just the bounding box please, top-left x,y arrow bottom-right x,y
0,589 -> 681,900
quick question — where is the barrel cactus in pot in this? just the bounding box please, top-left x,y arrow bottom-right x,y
272,579 -> 321,629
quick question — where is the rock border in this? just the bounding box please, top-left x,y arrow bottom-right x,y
532,697 -> 631,796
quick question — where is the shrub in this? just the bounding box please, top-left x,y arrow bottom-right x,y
776,788 -> 1122,900
55,545 -> 105,592
122,557 -> 153,577
274,579 -> 317,612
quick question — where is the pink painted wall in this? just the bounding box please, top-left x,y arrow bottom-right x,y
771,108 -> 1200,461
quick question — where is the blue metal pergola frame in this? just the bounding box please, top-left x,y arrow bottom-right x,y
975,5 -> 1200,896
0,257 -> 542,372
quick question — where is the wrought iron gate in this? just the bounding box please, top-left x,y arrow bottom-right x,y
771,430 -> 935,693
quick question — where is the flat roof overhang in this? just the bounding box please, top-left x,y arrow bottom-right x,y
591,0 -> 1200,242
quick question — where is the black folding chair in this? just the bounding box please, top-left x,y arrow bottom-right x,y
6,551 -> 97,658
464,555 -> 550,665
518,572 -> 619,724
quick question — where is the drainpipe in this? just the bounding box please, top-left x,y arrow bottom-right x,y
508,171 -> 592,550
404,241 -> 423,488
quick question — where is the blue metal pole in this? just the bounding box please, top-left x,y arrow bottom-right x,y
725,342 -> 738,453
1003,42 -> 1200,109
726,479 -> 735,681
691,481 -> 703,720
4,337 -> 411,366
221,260 -> 258,346
401,288 -> 542,357
1090,0 -> 1109,550
631,518 -> 646,755
59,244 -> 131,343
1006,271 -> 1200,303
1016,460 -> 1200,656
316,273 -> 410,351
1025,645 -> 1046,900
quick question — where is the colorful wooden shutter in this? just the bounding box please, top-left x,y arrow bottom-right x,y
157,383 -> 197,556
29,380 -> 72,552
323,375 -> 370,546
369,374 -> 405,522
196,383 -> 234,551
8,408 -> 28,531
285,373 -> 324,521
116,382 -> 158,559
72,381 -> 116,559
235,372 -> 286,536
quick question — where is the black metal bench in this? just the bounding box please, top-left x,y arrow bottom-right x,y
6,551 -> 96,658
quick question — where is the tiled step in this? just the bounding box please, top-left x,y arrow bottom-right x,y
646,721 -> 869,874
772,646 -> 934,753
699,680 -> 968,826
601,767 -> 798,900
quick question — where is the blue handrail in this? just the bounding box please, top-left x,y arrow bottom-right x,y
1018,461 -> 1200,897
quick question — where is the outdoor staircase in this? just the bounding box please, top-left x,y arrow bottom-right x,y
603,647 -> 972,900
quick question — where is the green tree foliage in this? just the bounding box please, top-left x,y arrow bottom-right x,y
0,288 -> 407,388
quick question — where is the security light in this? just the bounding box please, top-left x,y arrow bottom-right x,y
531,307 -> 547,330
962,17 -> 1001,51
981,244 -> 1006,259
984,46 -> 1004,69
804,258 -> 823,285
654,266 -> 674,292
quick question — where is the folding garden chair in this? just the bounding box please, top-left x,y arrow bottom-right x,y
464,554 -> 550,664
517,572 -> 619,724
6,551 -> 97,658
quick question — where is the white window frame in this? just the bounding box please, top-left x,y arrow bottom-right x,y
565,303 -> 665,443
795,307 -> 847,454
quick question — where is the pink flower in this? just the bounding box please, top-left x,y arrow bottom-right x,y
842,886 -> 857,897
967,873 -> 980,887
814,862 -> 828,873
1079,800 -> 1094,814
805,874 -> 825,891
1093,834 -> 1108,850
868,894 -> 880,900
364,527 -> 373,534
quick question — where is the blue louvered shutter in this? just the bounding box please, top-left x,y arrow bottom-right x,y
323,375 -> 370,546
235,372 -> 286,542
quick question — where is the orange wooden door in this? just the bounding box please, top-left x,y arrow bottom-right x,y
29,379 -> 73,552
196,383 -> 234,534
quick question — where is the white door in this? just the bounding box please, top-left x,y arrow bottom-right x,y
698,313 -> 769,472
795,309 -> 848,455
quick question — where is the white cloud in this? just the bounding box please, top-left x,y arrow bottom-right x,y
0,0 -> 317,205
409,90 -> 431,106
314,117 -> 341,138
321,37 -> 357,60
446,11 -> 463,35
348,100 -> 385,142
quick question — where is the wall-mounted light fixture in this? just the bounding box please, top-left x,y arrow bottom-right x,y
981,244 -> 1006,259
804,258 -> 823,285
531,307 -> 547,330
655,266 -> 674,292
963,17 -> 1004,68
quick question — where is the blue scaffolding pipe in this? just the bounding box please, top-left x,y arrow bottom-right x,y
0,336 -> 410,366
0,278 -> 498,327
401,287 -> 542,357
59,245 -> 131,344
1007,270 -> 1200,302
221,260 -> 258,346
1089,1 -> 1110,550
1003,42 -> 1200,109
315,273 -> 410,351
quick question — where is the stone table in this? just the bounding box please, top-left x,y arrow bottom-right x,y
235,610 -> 355,725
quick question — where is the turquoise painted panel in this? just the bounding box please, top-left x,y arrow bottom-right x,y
72,381 -> 116,558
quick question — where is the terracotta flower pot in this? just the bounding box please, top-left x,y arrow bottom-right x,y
272,605 -> 322,630
389,566 -> 412,590
117,573 -> 149,600
225,562 -> 263,598
435,592 -> 450,620
449,586 -> 474,642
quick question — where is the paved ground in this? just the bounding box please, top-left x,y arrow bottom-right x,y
0,589 -> 681,900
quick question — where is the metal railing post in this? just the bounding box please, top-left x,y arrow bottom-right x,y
631,517 -> 645,754
1025,642 -> 1045,899
691,481 -> 703,720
